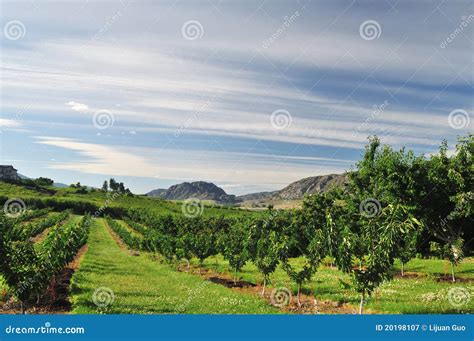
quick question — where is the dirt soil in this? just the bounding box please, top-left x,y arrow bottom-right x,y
436,276 -> 474,283
177,263 -> 366,314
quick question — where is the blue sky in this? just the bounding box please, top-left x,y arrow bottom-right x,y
0,0 -> 472,195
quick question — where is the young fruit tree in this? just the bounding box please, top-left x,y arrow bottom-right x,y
218,217 -> 250,284
418,136 -> 473,282
279,207 -> 327,307
248,210 -> 288,296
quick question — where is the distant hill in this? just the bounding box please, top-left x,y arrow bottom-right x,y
236,191 -> 278,202
147,174 -> 348,205
18,173 -> 31,180
274,173 -> 347,200
147,181 -> 237,204
236,173 -> 348,207
147,188 -> 167,197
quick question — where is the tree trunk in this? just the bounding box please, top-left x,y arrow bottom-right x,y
261,277 -> 266,296
233,269 -> 237,285
451,263 -> 456,282
401,262 -> 404,277
186,259 -> 190,272
20,301 -> 25,314
297,283 -> 302,307
359,292 -> 365,315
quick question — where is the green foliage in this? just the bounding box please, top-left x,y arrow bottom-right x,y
0,215 -> 90,309
105,217 -> 143,250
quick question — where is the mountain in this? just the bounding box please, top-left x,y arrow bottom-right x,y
274,173 -> 348,200
18,173 -> 31,180
236,191 -> 278,202
147,188 -> 167,197
53,182 -> 69,188
236,173 -> 348,207
147,181 -> 237,203
147,173 -> 348,206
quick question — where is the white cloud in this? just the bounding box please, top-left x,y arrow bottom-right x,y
0,119 -> 22,128
65,101 -> 89,112
33,136 -> 348,189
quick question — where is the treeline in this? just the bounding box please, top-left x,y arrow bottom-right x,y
124,134 -> 472,313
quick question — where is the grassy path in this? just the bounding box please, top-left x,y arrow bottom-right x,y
191,255 -> 474,314
70,218 -> 279,314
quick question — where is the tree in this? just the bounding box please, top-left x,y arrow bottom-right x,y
109,178 -> 119,192
219,217 -> 250,284
34,177 -> 54,186
397,230 -> 420,277
190,217 -> 217,267
248,210 -> 288,296
119,182 -> 126,193
102,180 -> 109,192
415,135 -> 473,281
344,136 -> 424,313
278,206 -> 327,307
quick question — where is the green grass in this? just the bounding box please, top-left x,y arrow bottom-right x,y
394,258 -> 474,278
191,255 -> 474,314
70,218 -> 279,314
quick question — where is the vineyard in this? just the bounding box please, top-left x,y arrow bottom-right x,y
0,135 -> 472,314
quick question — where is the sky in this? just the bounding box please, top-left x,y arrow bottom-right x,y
0,0 -> 472,195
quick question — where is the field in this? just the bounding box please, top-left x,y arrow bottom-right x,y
0,181 -> 473,315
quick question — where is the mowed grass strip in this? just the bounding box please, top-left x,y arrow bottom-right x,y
191,255 -> 474,314
70,218 -> 279,314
